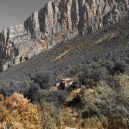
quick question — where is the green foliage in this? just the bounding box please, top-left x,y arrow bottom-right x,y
107,113 -> 128,129
57,108 -> 75,129
40,101 -> 76,129
114,73 -> 129,108
40,102 -> 58,129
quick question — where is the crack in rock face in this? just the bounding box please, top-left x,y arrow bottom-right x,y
0,0 -> 129,71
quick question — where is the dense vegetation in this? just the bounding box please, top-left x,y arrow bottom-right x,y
0,73 -> 129,129
0,93 -> 42,129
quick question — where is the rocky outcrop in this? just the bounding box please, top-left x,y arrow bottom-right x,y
0,0 -> 129,71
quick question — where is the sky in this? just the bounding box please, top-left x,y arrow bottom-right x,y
0,0 -> 48,31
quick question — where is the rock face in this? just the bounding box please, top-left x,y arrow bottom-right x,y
0,0 -> 129,71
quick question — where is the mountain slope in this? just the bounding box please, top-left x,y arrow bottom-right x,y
0,13 -> 129,95
0,0 -> 129,71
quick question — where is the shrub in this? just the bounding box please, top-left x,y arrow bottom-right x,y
5,93 -> 29,113
0,81 -> 30,97
30,72 -> 53,90
0,93 -> 42,129
57,107 -> 75,129
27,82 -> 41,101
80,81 -> 116,118
37,90 -> 68,108
107,113 -> 128,129
40,102 -> 76,129
114,73 -> 129,107
40,102 -> 58,129
78,67 -> 105,86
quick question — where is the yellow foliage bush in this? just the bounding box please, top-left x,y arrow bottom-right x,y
5,93 -> 29,113
57,107 -> 75,129
0,93 -> 42,129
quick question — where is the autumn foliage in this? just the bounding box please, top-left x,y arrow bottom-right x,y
0,93 -> 42,129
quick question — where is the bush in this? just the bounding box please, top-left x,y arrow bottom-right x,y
27,82 -> 41,101
107,113 -> 128,129
57,108 -> 75,129
30,72 -> 53,90
78,67 -> 106,86
37,90 -> 68,108
5,93 -> 29,113
0,93 -> 42,129
80,81 -> 116,117
114,74 -> 129,107
40,102 -> 58,129
112,61 -> 127,75
0,81 -> 30,97
40,102 -> 75,129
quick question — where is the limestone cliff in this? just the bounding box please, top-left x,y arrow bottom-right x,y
0,0 -> 129,71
